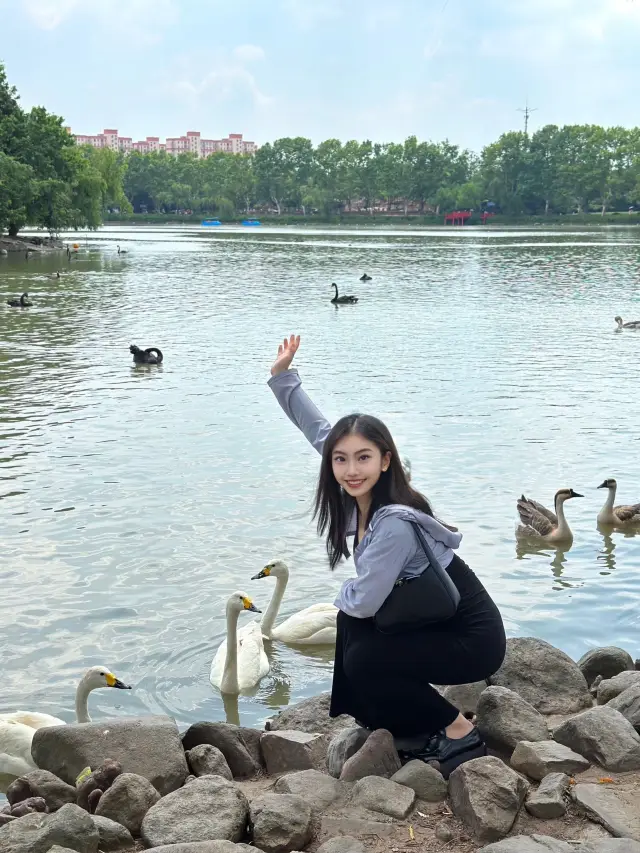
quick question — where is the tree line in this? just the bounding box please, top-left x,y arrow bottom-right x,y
3,61 -> 640,237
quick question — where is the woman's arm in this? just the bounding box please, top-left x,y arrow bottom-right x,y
268,335 -> 331,454
336,517 -> 417,618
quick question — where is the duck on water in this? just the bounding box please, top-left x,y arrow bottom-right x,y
130,344 -> 163,365
7,293 -> 32,308
330,283 -> 358,304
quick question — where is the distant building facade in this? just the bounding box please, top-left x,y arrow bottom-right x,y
68,128 -> 257,157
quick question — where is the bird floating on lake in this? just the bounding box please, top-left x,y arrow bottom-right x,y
130,345 -> 163,365
330,283 -> 358,304
7,292 -> 32,308
614,315 -> 640,330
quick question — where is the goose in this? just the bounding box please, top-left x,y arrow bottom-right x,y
117,245 -> 128,255
130,344 -> 163,365
330,283 -> 358,304
516,488 -> 583,544
251,561 -> 338,645
7,293 -> 32,308
360,273 -> 372,281
0,249 -> 8,256
210,592 -> 269,694
615,316 -> 640,330
597,478 -> 640,527
0,667 -> 130,782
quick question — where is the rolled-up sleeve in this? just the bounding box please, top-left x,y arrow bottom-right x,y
267,369 -> 332,454
336,517 -> 417,618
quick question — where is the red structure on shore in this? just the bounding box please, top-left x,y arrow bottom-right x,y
444,210 -> 497,225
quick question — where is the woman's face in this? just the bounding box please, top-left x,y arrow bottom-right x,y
331,432 -> 391,498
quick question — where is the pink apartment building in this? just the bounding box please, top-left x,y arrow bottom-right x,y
68,128 -> 257,157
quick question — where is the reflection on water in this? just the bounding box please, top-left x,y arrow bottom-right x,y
1,224 -> 640,733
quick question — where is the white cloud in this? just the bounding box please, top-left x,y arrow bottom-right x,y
23,0 -> 80,29
233,44 -> 266,62
169,66 -> 273,110
22,0 -> 178,42
280,0 -> 341,29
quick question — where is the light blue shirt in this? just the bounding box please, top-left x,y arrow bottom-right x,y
268,370 -> 462,618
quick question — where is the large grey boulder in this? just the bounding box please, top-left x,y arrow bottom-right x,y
31,715 -> 188,795
443,681 -> 488,716
390,760 -> 448,802
260,730 -> 327,774
608,684 -> 640,732
274,769 -> 342,811
186,744 -> 233,780
597,671 -> 640,705
491,638 -> 591,714
181,722 -> 262,778
6,769 -> 77,812
326,727 -> 370,778
476,686 -> 549,752
577,647 -> 635,687
264,692 -> 354,735
510,740 -> 590,781
477,837 -> 574,852
94,772 -> 160,836
572,782 -> 640,842
0,803 -> 99,853
448,755 -> 529,843
90,815 -> 135,851
524,772 -> 569,819
249,793 -> 314,853
140,776 -> 248,848
350,776 -> 415,819
553,706 -> 640,772
339,729 -> 400,782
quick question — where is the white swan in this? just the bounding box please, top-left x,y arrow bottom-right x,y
117,245 -> 129,255
251,561 -> 337,645
210,592 -> 269,694
597,478 -> 640,527
0,666 -> 131,784
516,488 -> 583,544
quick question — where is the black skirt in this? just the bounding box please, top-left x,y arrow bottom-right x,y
329,554 -> 506,737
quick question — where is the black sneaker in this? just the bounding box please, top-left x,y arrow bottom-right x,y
398,726 -> 486,779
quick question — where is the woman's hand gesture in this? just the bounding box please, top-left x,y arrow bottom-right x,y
271,334 -> 300,377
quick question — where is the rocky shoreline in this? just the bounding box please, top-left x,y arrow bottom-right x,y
0,234 -> 65,253
2,638 -> 640,853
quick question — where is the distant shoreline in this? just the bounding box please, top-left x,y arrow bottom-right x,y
103,212 -> 640,228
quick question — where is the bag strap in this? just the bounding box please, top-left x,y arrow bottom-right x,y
408,520 -> 444,572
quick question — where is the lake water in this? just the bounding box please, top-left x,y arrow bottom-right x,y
1,223 -> 639,733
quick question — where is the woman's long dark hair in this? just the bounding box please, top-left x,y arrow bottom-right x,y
313,413 -> 443,569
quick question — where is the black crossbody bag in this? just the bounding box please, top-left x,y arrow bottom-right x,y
374,521 -> 460,634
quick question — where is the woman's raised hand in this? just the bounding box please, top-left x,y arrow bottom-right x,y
270,334 -> 300,376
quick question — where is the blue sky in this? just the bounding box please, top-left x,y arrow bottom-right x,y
1,0 -> 639,152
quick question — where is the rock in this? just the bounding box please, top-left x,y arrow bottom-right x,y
181,722 -> 262,779
249,793 -> 314,853
140,776 -> 248,848
261,730 -> 327,775
90,815 -> 135,851
326,727 -> 370,778
76,759 -> 123,812
510,740 -> 590,781
598,671 -> 640,705
31,715 -> 188,796
94,772 -> 160,836
0,803 -> 99,853
590,675 -> 604,698
448,755 -> 529,843
390,760 -> 448,802
582,842 -> 640,853
491,637 -> 592,714
7,770 -> 77,812
47,848 -> 79,853
264,692 -> 355,735
186,744 -> 233,780
140,844 -> 256,853
316,838 -> 365,853
443,681 -> 488,716
608,684 -> 640,732
572,782 -> 640,841
476,687 -> 549,752
525,772 -> 569,819
339,729 -> 401,782
477,837 -> 574,852
350,776 -> 415,819
553,706 -> 640,772
320,816 -> 396,839
578,647 -> 635,687
435,823 -> 454,842
274,769 -> 342,811
9,798 -> 47,817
